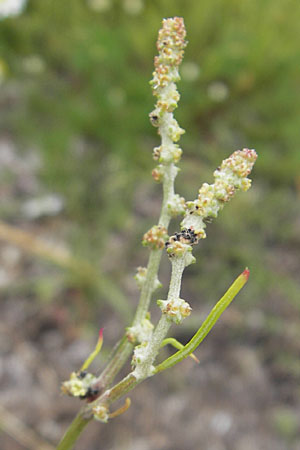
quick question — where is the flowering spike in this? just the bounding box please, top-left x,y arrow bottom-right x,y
80,328 -> 104,372
150,17 -> 186,169
142,225 -> 169,249
175,149 -> 258,245
56,18 -> 259,450
93,404 -> 109,423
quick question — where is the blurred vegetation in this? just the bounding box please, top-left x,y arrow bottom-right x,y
0,0 -> 299,334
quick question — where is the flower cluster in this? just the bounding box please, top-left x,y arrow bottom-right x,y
134,266 -> 161,291
157,297 -> 192,324
131,341 -> 156,380
165,228 -> 198,260
150,17 -> 187,102
134,266 -> 147,287
126,316 -> 154,344
180,148 -> 258,241
92,404 -> 109,423
61,371 -> 97,399
149,17 -> 186,168
132,341 -> 150,365
167,193 -> 186,216
142,225 -> 168,250
152,145 -> 182,163
151,164 -> 165,182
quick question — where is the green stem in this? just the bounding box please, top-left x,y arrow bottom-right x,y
105,373 -> 138,404
154,269 -> 250,373
65,200 -> 174,448
159,163 -> 176,228
94,336 -> 132,389
94,250 -> 163,389
161,337 -> 200,363
56,412 -> 91,450
93,163 -> 177,388
86,254 -> 188,418
137,255 -> 187,376
57,20 -> 187,448
161,337 -> 185,350
133,249 -> 163,324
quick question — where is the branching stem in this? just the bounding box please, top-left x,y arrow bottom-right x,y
57,18 -> 256,450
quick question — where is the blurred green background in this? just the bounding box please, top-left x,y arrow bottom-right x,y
0,0 -> 300,449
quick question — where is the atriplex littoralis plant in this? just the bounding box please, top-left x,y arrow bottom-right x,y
58,17 -> 257,449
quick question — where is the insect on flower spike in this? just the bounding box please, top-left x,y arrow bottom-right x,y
80,328 -> 104,372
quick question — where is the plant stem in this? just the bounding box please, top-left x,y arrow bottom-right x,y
57,18 -> 188,449
159,163 -> 176,228
133,249 -> 162,324
94,335 -> 132,389
93,255 -> 187,407
56,412 -> 91,450
136,255 -> 187,373
94,163 -> 178,388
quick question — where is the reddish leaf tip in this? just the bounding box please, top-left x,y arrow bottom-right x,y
98,328 -> 104,339
242,268 -> 250,280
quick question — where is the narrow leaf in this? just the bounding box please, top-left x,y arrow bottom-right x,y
154,269 -> 249,373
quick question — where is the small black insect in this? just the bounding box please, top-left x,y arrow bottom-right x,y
77,370 -> 87,380
166,228 -> 198,247
79,386 -> 100,400
149,112 -> 160,127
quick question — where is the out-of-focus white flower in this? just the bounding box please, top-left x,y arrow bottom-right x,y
122,0 -> 144,15
210,411 -> 233,435
0,0 -> 27,19
181,62 -> 200,82
22,55 -> 45,75
87,0 -> 111,12
22,194 -> 64,219
207,81 -> 229,102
